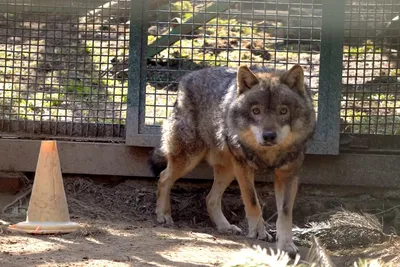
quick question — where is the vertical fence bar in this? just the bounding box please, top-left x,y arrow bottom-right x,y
126,0 -> 148,146
310,0 -> 345,154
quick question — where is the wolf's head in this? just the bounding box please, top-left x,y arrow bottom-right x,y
227,64 -> 316,150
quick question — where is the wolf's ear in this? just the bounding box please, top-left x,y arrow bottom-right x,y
281,64 -> 304,94
237,65 -> 259,95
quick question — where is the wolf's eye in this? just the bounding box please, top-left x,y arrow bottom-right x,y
252,107 -> 261,115
279,107 -> 288,115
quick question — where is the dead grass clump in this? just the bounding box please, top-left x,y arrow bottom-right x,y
339,237 -> 400,267
220,245 -> 305,267
326,210 -> 388,249
64,177 -> 155,222
221,236 -> 335,267
306,236 -> 335,267
354,259 -> 394,267
294,210 -> 389,250
221,236 -> 396,267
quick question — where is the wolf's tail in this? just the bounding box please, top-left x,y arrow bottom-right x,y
148,147 -> 167,177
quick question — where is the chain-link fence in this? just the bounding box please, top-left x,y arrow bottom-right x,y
0,0 -> 130,140
341,0 -> 400,135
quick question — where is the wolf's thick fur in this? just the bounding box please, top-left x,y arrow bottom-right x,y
149,64 -> 316,258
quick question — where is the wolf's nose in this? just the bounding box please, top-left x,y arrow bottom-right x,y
262,131 -> 277,142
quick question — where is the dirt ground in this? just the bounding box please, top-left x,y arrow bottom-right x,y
1,176 -> 400,267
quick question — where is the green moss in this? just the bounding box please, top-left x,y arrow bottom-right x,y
171,1 -> 193,12
64,80 -> 95,96
343,41 -> 382,55
170,1 -> 193,20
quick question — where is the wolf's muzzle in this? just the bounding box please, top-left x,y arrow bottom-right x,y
261,131 -> 277,146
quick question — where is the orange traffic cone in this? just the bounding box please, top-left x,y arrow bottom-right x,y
9,140 -> 80,234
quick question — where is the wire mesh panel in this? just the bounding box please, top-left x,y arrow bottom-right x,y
342,0 -> 400,135
143,0 -> 322,127
126,0 -> 345,154
0,0 -> 130,140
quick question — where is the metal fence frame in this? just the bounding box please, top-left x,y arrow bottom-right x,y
126,0 -> 345,155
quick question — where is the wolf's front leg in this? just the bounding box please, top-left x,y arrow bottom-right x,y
274,161 -> 301,259
233,163 -> 272,241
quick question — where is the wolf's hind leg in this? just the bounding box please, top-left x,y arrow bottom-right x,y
206,165 -> 242,234
156,153 -> 204,225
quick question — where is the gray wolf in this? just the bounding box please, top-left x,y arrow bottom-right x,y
149,64 -> 316,258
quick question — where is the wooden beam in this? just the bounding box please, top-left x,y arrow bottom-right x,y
0,139 -> 399,188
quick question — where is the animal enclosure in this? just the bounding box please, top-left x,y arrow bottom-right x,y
0,0 -> 399,180
1,2 -> 400,266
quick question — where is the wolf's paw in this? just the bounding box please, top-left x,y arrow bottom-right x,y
218,224 -> 242,235
156,213 -> 174,225
247,228 -> 273,241
246,217 -> 273,241
277,241 -> 299,259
